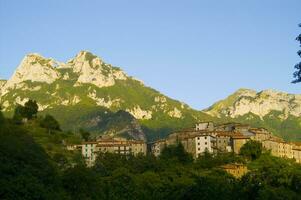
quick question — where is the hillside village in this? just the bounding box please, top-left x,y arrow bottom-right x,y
67,122 -> 301,170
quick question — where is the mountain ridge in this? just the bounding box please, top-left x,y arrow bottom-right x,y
0,51 -> 211,141
1,51 -> 301,141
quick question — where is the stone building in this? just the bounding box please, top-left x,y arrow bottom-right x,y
216,132 -> 234,153
292,143 -> 301,163
151,131 -> 217,159
220,163 -> 248,178
81,138 -> 147,166
231,135 -> 250,154
149,122 -> 301,165
195,122 -> 214,131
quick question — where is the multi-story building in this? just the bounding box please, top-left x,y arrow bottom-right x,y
216,132 -> 235,153
231,135 -> 251,154
151,131 -> 217,159
195,122 -> 214,131
292,143 -> 301,163
194,134 -> 216,157
79,137 -> 147,166
82,142 -> 98,165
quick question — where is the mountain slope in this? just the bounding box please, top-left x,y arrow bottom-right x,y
0,51 -> 212,141
205,89 -> 301,141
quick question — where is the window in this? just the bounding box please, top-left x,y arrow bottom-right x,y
198,148 -> 200,151
198,143 -> 200,145
205,142 -> 207,145
198,137 -> 200,140
205,137 -> 207,139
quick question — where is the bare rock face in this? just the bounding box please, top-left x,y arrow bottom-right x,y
65,51 -> 128,88
5,54 -> 60,89
0,80 -> 7,97
0,80 -> 6,88
205,88 -> 301,119
168,107 -> 182,118
126,106 -> 152,120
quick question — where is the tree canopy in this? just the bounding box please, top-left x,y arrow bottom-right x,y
12,99 -> 39,123
292,23 -> 301,83
40,114 -> 61,133
240,140 -> 263,161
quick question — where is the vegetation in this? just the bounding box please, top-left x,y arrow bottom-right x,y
12,100 -> 38,123
1,100 -> 301,199
1,104 -> 301,199
80,128 -> 91,142
40,114 -> 61,133
240,140 -> 263,161
292,23 -> 301,83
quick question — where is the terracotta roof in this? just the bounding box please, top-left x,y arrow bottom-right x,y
220,163 -> 245,169
96,144 -> 131,147
231,135 -> 250,139
82,142 -> 98,144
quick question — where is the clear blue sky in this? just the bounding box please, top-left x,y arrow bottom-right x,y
0,0 -> 300,110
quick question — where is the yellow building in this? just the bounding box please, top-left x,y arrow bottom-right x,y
220,163 -> 248,178
292,143 -> 301,163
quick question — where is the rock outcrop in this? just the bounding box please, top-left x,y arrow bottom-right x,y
205,88 -> 301,119
62,51 -> 128,88
5,54 -> 60,88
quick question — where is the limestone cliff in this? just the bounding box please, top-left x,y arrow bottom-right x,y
205,88 -> 301,120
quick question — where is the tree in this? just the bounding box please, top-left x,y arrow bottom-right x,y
292,23 -> 301,83
12,104 -> 26,124
0,106 -> 5,125
12,100 -> 39,123
160,143 -> 193,165
240,140 -> 262,161
23,99 -> 38,119
0,122 -> 64,199
40,114 -> 61,133
52,153 -> 69,171
79,129 -> 90,141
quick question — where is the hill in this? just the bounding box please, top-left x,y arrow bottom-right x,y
0,51 -> 212,141
205,89 -> 301,141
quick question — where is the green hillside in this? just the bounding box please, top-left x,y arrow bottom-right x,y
0,51 -> 213,141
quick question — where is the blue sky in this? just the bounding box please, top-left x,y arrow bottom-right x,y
0,0 -> 300,110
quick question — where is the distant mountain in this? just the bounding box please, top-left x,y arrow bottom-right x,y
204,89 -> 301,141
0,51 -> 212,141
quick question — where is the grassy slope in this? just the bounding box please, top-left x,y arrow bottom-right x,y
1,76 -> 214,141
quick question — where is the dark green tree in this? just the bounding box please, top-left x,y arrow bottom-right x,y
12,100 -> 39,123
12,104 -> 26,124
0,122 -> 65,199
240,140 -> 262,160
160,143 -> 193,165
62,166 -> 105,200
23,99 -> 38,119
52,153 -> 69,171
0,106 -> 5,125
79,129 -> 90,141
40,114 -> 61,133
292,23 -> 301,83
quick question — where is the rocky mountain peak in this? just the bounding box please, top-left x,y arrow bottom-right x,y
234,88 -> 257,96
4,53 -> 60,89
68,51 -> 102,67
63,51 -> 128,87
205,88 -> 301,119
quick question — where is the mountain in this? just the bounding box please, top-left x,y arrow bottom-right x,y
204,88 -> 301,141
0,51 -> 212,141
